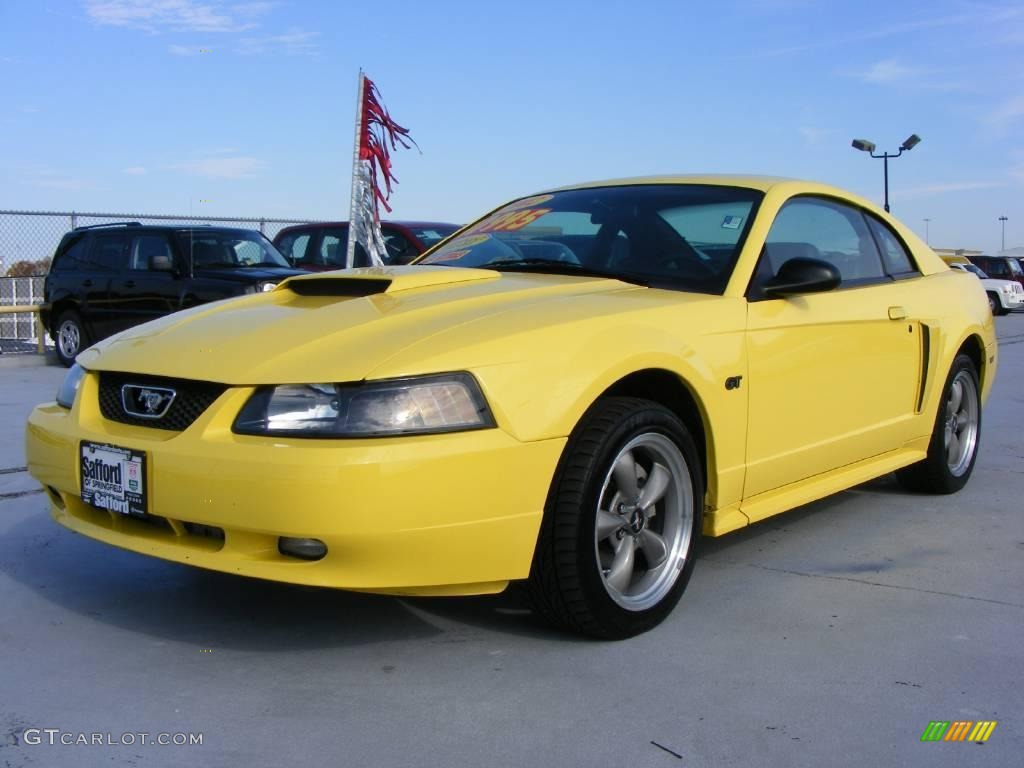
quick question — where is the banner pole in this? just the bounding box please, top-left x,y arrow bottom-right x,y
344,69 -> 365,269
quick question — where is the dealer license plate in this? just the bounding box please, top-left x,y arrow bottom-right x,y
80,441 -> 147,516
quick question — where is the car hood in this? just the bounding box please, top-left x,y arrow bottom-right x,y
79,265 -> 666,384
191,266 -> 308,282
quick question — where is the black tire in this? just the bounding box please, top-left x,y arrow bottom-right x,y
527,397 -> 703,639
986,293 -> 1008,316
896,354 -> 981,494
54,310 -> 88,368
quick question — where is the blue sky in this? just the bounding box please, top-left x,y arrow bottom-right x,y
1,0 -> 1022,252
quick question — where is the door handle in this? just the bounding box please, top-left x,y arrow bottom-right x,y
124,280 -> 135,288
888,306 -> 907,320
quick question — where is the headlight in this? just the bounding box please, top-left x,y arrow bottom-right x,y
245,282 -> 278,294
56,363 -> 86,409
233,373 -> 495,437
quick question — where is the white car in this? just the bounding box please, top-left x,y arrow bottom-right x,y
951,262 -> 1024,315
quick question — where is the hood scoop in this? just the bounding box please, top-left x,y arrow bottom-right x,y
281,265 -> 498,297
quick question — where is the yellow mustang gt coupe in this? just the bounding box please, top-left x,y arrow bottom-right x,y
26,176 -> 996,638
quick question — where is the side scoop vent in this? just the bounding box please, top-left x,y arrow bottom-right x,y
287,278 -> 392,297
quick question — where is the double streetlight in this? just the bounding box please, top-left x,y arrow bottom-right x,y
851,134 -> 921,212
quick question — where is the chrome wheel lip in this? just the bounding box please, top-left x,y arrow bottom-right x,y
944,370 -> 979,477
594,432 -> 693,612
58,320 -> 81,359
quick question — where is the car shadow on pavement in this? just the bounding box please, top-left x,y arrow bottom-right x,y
0,509 -> 574,647
1,474 -> 924,647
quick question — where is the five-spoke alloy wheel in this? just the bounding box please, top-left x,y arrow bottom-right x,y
529,397 -> 702,639
897,353 -> 982,493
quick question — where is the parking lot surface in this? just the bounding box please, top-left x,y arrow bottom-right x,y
2,316 -> 1022,768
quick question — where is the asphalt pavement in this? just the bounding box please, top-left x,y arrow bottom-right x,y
1,315 -> 1022,768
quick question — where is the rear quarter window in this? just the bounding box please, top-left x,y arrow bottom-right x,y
51,235 -> 91,272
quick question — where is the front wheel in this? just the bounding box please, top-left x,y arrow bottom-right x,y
528,397 -> 703,639
896,354 -> 981,494
54,310 -> 88,368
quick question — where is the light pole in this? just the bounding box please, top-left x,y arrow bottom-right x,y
999,215 -> 1008,253
851,134 -> 921,212
923,217 -> 931,245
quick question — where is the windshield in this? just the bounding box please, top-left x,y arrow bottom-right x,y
177,230 -> 291,269
406,225 -> 460,248
962,264 -> 988,278
417,184 -> 763,293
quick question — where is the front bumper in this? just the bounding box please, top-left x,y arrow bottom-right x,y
26,372 -> 565,596
1003,293 -> 1024,310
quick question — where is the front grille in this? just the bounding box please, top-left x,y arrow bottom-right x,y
98,372 -> 228,431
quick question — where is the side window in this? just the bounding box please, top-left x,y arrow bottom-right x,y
52,235 -> 91,272
277,232 -> 311,264
319,229 -> 348,267
865,215 -> 916,275
983,259 -> 1007,278
130,235 -> 173,271
764,197 -> 885,284
89,234 -> 131,271
383,230 -> 415,264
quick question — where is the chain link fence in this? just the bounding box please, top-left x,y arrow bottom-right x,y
0,209 -> 320,352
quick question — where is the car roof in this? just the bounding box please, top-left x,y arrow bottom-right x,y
276,220 -> 458,231
545,174 -> 821,194
72,223 -> 262,235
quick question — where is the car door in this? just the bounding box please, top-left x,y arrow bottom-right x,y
275,228 -> 314,268
84,232 -> 132,338
743,196 -> 923,510
109,233 -> 183,328
313,227 -> 351,269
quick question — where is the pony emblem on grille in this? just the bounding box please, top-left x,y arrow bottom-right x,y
121,385 -> 176,419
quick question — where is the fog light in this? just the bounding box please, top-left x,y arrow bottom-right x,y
278,537 -> 327,561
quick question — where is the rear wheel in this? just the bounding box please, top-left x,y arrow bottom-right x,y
54,310 -> 88,368
896,354 -> 981,494
528,397 -> 703,639
987,293 -> 1008,316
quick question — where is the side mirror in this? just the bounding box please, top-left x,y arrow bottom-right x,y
762,257 -> 841,297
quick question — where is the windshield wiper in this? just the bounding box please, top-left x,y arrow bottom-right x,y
479,258 -> 650,286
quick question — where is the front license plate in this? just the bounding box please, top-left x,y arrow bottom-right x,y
80,441 -> 147,516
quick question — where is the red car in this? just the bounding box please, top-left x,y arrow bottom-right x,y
273,220 -> 460,271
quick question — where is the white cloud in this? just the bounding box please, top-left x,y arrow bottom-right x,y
168,44 -> 196,55
124,166 -> 148,175
985,96 -> 1024,131
858,58 -> 918,84
31,178 -> 92,190
85,0 -> 269,33
175,155 -> 263,179
798,126 -> 825,144
235,28 -> 319,55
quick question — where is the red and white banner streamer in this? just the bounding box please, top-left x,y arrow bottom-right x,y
345,71 -> 418,267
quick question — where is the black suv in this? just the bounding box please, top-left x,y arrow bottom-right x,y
43,223 -> 307,366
